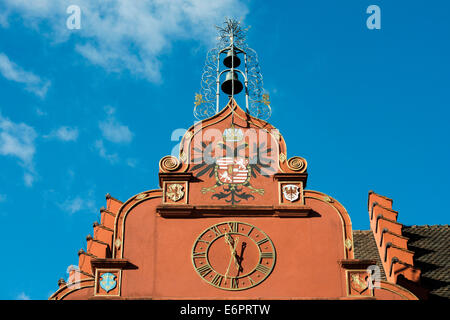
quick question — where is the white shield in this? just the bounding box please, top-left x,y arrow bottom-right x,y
216,157 -> 249,185
282,184 -> 300,202
166,183 -> 185,202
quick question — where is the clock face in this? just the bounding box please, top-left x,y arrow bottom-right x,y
191,221 -> 276,291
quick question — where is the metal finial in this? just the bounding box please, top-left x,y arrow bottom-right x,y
216,18 -> 250,48
194,19 -> 271,121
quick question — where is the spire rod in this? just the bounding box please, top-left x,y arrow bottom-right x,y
194,18 -> 271,121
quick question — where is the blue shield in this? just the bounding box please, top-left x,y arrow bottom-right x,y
99,272 -> 117,293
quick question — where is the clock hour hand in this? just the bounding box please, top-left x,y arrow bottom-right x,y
236,242 -> 246,273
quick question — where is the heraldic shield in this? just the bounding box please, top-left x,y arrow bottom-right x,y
215,157 -> 250,185
282,184 -> 300,202
99,273 -> 117,293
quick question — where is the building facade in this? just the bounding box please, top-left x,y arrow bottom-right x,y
49,20 -> 449,301
49,98 -> 448,300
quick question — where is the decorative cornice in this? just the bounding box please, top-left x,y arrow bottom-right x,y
91,258 -> 137,270
273,173 -> 308,186
339,259 -> 377,269
158,172 -> 198,187
78,249 -> 98,259
100,207 -> 117,217
93,222 -> 113,232
156,204 -> 315,218
105,193 -> 123,203
87,236 -> 109,247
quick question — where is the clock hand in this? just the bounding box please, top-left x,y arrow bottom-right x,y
224,234 -> 240,278
224,242 -> 237,278
224,234 -> 240,265
236,242 -> 247,273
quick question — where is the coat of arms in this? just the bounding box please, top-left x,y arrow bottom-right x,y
350,273 -> 368,294
282,184 -> 300,202
166,183 -> 185,202
216,157 -> 249,185
191,129 -> 275,205
99,272 -> 117,293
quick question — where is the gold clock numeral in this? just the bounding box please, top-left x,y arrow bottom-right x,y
247,276 -> 256,285
228,222 -> 238,233
260,252 -> 274,259
210,226 -> 222,237
247,226 -> 254,236
211,274 -> 223,287
197,264 -> 212,277
197,239 -> 211,244
256,238 -> 269,246
193,252 -> 206,258
255,264 -> 271,275
230,277 -> 239,289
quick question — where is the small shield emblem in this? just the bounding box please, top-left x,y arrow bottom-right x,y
350,274 -> 368,293
215,157 -> 249,185
282,184 -> 300,202
99,273 -> 117,293
166,183 -> 185,202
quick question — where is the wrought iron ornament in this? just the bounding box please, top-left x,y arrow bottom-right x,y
194,18 -> 272,121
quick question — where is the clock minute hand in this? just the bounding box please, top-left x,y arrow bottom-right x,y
224,234 -> 239,261
224,234 -> 240,277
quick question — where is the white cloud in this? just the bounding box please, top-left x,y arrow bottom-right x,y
126,158 -> 138,168
35,108 -> 47,117
60,194 -> 97,214
23,172 -> 34,187
44,126 -> 79,142
94,139 -> 118,164
0,52 -> 50,98
0,112 -> 37,186
95,107 -> 134,164
17,292 -> 30,300
0,11 -> 9,28
1,0 -> 249,82
0,113 -> 36,165
99,107 -> 133,144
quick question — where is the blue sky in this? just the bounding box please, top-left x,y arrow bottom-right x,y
0,1 -> 449,300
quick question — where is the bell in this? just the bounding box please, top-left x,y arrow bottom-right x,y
223,50 -> 241,68
221,71 -> 243,95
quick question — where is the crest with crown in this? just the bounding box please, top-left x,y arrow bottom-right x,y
223,125 -> 244,142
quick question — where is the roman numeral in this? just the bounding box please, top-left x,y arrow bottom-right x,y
197,239 -> 211,244
228,222 -> 238,233
247,226 -> 254,236
192,252 -> 206,258
230,277 -> 239,289
196,264 -> 212,277
260,252 -> 274,259
247,276 -> 255,285
211,274 -> 223,287
256,238 -> 269,246
210,226 -> 222,237
255,264 -> 271,275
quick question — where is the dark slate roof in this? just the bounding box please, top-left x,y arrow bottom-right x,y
352,230 -> 387,280
353,226 -> 450,300
402,225 -> 450,300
